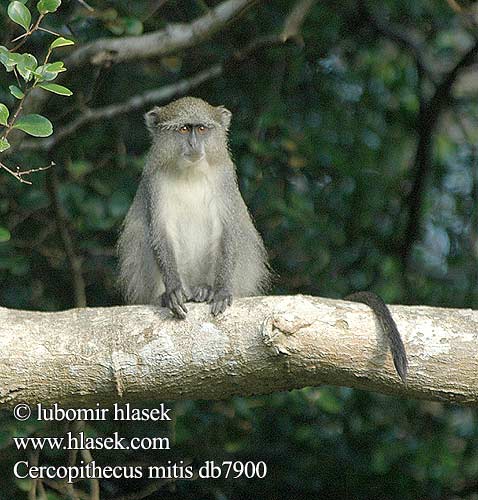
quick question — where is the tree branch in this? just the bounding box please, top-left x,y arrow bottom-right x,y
281,0 -> 316,43
401,39 -> 478,265
17,0 -> 258,134
1,296 -> 477,409
68,0 -> 257,68
359,1 -> 434,81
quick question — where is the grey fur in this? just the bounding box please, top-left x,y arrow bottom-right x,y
117,97 -> 269,317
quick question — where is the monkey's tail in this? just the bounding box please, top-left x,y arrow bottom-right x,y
345,291 -> 408,383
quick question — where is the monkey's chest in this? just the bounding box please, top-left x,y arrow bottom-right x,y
159,178 -> 222,274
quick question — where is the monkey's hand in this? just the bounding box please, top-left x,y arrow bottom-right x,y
161,286 -> 188,319
191,285 -> 214,303
209,288 -> 233,316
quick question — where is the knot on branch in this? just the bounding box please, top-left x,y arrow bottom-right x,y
262,312 -> 313,356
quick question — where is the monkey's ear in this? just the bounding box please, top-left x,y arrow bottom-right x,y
145,106 -> 163,132
217,106 -> 232,130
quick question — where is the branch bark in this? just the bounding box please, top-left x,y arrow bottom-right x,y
1,296 -> 477,409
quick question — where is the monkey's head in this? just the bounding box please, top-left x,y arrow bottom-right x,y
145,97 -> 232,169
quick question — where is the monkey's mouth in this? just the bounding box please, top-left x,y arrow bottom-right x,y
183,153 -> 205,163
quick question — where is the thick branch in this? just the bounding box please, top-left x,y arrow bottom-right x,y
0,296 -> 477,409
67,0 -> 257,68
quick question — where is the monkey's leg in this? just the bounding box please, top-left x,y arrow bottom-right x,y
190,285 -> 214,303
345,291 -> 408,382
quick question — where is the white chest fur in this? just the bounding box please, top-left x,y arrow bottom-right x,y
155,162 -> 222,286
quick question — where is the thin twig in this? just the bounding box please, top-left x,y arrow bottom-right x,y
38,26 -> 61,37
11,14 -> 45,52
76,0 -> 95,12
0,161 -> 53,185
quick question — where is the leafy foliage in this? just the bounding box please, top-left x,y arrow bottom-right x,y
0,0 -> 73,162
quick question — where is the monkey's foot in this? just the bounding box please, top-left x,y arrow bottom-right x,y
161,287 -> 188,319
191,285 -> 214,303
209,288 -> 233,316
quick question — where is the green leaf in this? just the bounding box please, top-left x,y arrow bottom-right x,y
39,83 -> 72,96
0,50 -> 22,72
37,0 -> 61,14
0,227 -> 11,243
0,138 -> 10,153
34,61 -> 66,81
0,46 -> 9,68
45,61 -> 65,72
9,85 -> 25,99
8,1 -> 32,32
16,53 -> 37,82
13,114 -> 53,137
50,36 -> 74,49
0,103 -> 9,126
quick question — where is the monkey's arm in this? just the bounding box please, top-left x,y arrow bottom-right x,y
346,291 -> 408,382
153,237 -> 188,319
145,186 -> 188,319
210,223 -> 236,316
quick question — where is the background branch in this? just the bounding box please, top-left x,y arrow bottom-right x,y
18,0 -> 258,135
20,65 -> 223,152
66,0 -> 257,68
359,1 -> 434,81
18,0 -> 316,153
401,40 -> 478,265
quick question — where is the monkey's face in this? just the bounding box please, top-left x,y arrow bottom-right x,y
145,98 -> 232,170
157,123 -> 227,171
176,123 -> 210,163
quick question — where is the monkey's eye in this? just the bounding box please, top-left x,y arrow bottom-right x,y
178,126 -> 189,134
196,125 -> 208,134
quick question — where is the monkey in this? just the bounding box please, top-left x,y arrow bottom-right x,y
117,96 -> 270,320
117,96 -> 407,381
